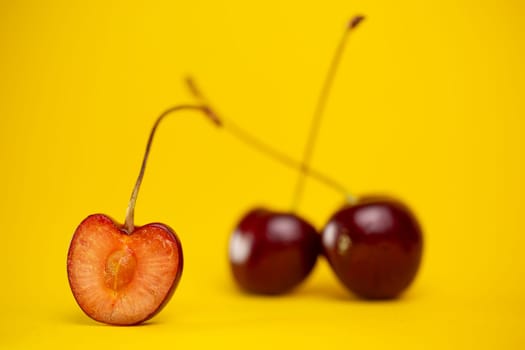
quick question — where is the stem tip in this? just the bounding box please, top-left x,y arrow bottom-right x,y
349,15 -> 365,29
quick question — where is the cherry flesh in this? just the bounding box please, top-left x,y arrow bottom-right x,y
68,214 -> 183,325
322,196 -> 423,299
229,208 -> 320,294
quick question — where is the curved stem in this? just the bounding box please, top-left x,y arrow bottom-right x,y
291,15 -> 364,210
185,77 -> 354,201
124,104 -> 221,233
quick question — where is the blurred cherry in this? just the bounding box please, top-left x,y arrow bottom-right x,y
322,196 -> 423,299
229,208 -> 320,294
187,76 -> 327,294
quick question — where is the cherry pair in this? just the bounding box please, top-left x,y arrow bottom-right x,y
230,198 -> 423,299
218,16 -> 423,299
187,77 -> 422,300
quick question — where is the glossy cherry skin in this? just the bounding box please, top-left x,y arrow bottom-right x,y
229,208 -> 321,295
322,197 -> 423,299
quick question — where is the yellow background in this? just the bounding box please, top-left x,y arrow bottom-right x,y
1,0 -> 523,348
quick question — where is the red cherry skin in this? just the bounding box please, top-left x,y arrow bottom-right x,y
322,197 -> 423,299
229,208 -> 320,294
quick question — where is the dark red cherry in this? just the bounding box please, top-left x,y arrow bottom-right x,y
321,196 -> 423,299
229,208 -> 320,294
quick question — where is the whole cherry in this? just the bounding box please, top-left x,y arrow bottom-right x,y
185,87 -> 321,295
229,208 -> 320,294
67,104 -> 220,325
288,15 -> 423,299
322,196 -> 423,299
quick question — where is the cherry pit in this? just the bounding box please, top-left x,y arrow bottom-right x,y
67,15 -> 423,326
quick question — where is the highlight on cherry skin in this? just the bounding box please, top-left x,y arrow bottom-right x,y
67,105 -> 220,325
322,196 -> 423,299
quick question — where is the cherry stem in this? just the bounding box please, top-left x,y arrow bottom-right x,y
291,15 -> 364,211
124,104 -> 221,234
185,77 -> 354,201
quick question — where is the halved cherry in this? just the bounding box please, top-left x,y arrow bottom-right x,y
67,214 -> 183,325
67,105 -> 220,325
